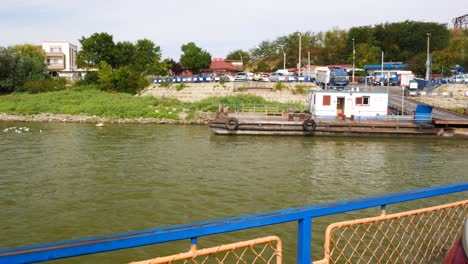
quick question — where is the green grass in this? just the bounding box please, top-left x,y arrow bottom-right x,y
0,86 -> 307,121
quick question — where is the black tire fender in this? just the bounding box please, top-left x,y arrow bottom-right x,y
225,117 -> 239,130
303,119 -> 316,132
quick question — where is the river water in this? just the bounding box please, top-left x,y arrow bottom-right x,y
1,122 -> 467,263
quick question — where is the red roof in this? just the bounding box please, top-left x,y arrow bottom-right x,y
210,58 -> 237,71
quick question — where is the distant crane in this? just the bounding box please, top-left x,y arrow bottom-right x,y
452,14 -> 468,29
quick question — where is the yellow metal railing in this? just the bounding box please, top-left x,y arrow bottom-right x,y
315,200 -> 468,264
130,236 -> 282,264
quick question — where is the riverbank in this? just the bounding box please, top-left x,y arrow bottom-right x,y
0,112 -> 215,125
1,84 -> 466,125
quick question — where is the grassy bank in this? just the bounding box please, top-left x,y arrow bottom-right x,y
0,86 -> 307,121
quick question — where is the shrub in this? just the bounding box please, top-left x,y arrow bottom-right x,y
113,66 -> 148,94
75,71 -> 99,86
18,77 -> 68,93
160,81 -> 172,88
176,83 -> 188,91
292,84 -> 308,95
274,82 -> 287,91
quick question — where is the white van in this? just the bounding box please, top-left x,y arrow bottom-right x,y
234,72 -> 253,81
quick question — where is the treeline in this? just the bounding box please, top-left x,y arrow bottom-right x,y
77,33 -> 211,94
0,33 -> 213,94
230,21 -> 467,76
1,20 -> 466,95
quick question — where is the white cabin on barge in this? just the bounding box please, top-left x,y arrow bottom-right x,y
308,90 -> 388,119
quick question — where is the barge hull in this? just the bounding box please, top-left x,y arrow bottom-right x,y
209,117 -> 468,138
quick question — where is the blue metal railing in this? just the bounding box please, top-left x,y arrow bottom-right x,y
1,182 -> 467,264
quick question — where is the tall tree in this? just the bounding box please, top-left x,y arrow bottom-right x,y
77,32 -> 116,68
130,39 -> 162,74
317,28 -> 348,65
114,41 -> 135,68
0,47 -> 21,93
179,42 -> 211,73
226,50 -> 251,64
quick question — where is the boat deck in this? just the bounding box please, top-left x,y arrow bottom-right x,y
210,112 -> 468,138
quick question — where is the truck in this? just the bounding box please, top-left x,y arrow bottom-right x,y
316,67 -> 349,89
399,72 -> 414,88
372,71 -> 398,86
405,80 -> 418,96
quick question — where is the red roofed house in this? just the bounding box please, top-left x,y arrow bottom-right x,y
206,58 -> 240,76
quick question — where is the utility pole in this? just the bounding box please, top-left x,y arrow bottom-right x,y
425,33 -> 431,82
297,31 -> 302,76
308,51 -> 311,82
279,46 -> 286,70
352,38 -> 355,83
381,51 -> 384,87
238,52 -> 243,71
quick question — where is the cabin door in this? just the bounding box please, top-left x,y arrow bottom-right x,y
336,97 -> 345,116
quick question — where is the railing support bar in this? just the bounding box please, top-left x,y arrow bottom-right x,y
297,217 -> 312,264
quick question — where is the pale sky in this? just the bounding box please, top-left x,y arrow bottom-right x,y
1,0 -> 466,60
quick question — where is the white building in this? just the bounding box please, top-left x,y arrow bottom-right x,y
41,41 -> 86,80
308,90 -> 389,119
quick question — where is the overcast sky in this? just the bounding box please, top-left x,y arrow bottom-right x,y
1,0 -> 466,60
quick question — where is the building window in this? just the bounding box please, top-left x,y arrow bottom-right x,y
355,96 -> 370,106
48,58 -> 63,64
323,95 -> 331,106
50,47 -> 61,52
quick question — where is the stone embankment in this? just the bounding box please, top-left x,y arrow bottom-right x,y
139,82 -> 320,103
412,84 -> 468,111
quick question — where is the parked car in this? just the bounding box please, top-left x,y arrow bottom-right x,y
258,74 -> 270,82
234,72 -> 253,81
269,72 -> 286,82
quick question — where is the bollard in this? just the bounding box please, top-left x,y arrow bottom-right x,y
299,113 -> 305,121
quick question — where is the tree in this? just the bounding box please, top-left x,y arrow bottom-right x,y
168,59 -> 182,75
354,43 -> 380,67
179,42 -> 211,73
113,66 -> 148,94
97,61 -> 114,89
77,32 -> 116,68
250,40 -> 278,59
0,47 -> 20,93
317,28 -> 348,64
130,39 -> 162,74
226,50 -> 251,64
148,59 -> 170,76
114,41 -> 135,68
12,44 -> 46,63
0,45 -> 48,93
254,61 -> 271,73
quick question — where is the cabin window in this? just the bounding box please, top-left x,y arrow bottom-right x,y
323,95 -> 331,106
355,96 -> 370,106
